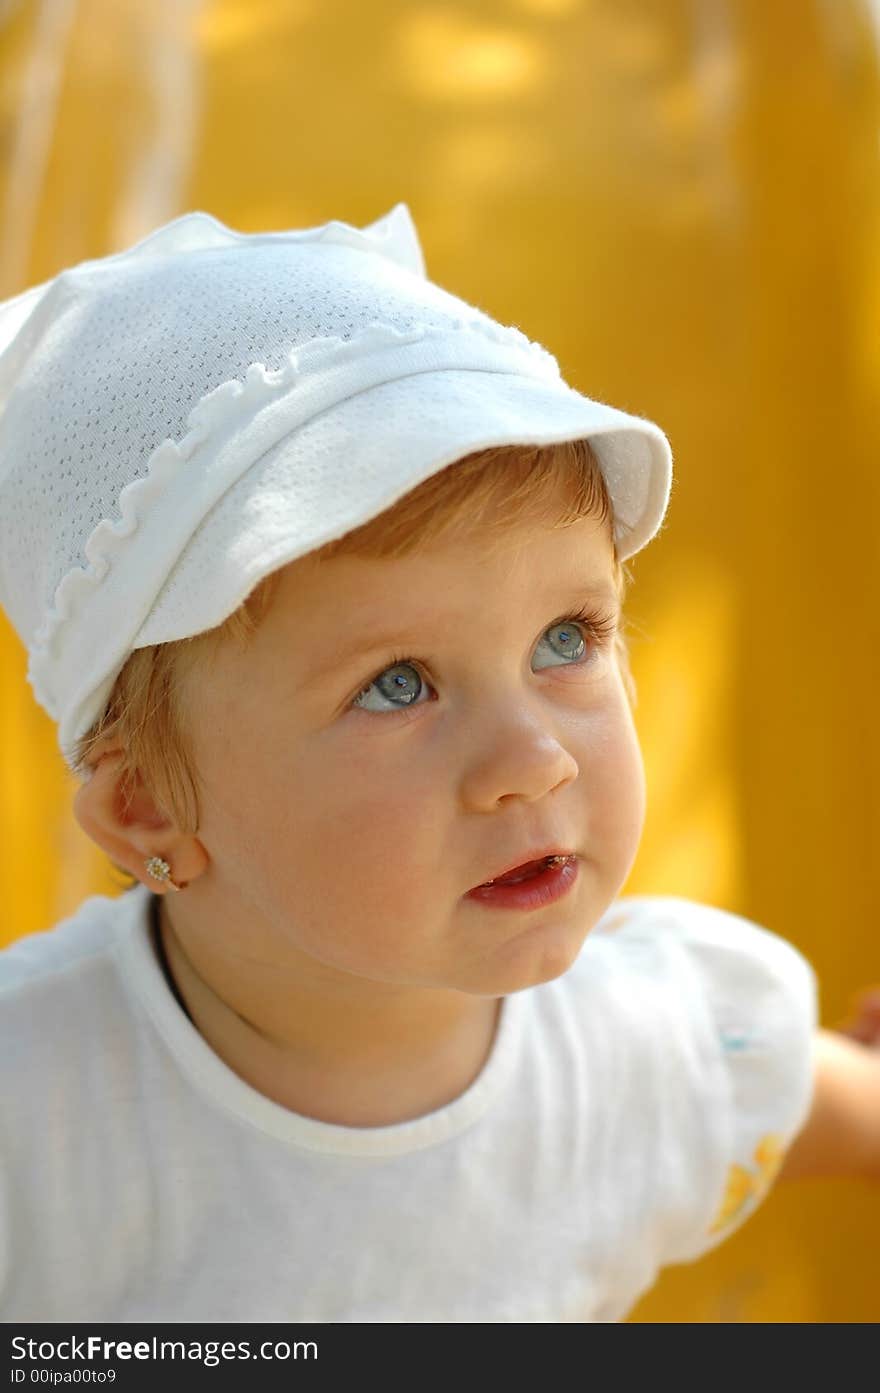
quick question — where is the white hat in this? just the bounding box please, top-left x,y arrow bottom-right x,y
0,203 -> 673,773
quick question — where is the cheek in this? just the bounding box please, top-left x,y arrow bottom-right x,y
264,732 -> 444,908
586,704 -> 646,848
264,736 -> 449,975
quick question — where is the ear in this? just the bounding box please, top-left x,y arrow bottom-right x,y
72,750 -> 208,892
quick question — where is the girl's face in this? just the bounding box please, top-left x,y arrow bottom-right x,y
180,505 -> 646,998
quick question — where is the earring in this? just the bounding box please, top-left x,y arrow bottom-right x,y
144,856 -> 183,892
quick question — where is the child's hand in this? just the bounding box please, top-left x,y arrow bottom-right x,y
834,987 -> 880,1049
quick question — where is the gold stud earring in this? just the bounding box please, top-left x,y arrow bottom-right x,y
144,856 -> 183,892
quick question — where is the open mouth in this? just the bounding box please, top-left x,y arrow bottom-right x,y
480,855 -> 569,887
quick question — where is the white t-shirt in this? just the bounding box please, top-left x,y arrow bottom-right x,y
0,883 -> 817,1322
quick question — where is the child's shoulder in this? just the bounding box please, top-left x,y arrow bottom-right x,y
0,890 -> 155,1227
0,891 -> 124,997
573,896 -> 819,1267
579,894 -> 818,1081
585,892 -> 815,987
567,893 -> 818,1057
0,889 -> 146,1073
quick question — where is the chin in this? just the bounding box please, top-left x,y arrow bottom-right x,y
482,931 -> 585,995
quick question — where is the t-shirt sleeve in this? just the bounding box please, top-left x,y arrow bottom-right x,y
594,895 -> 819,1268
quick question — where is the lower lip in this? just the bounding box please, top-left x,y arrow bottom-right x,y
465,857 -> 579,911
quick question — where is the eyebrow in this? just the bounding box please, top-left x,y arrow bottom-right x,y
302,581 -> 621,688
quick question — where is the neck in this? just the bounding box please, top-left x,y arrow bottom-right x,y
154,894 -> 503,1128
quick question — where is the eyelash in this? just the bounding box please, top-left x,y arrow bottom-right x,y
352,604 -> 620,711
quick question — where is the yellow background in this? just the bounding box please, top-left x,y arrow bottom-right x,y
1,0 -> 878,1321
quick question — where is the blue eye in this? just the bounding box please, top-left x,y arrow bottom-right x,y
350,606 -> 618,716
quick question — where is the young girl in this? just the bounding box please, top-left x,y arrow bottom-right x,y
0,203 -> 877,1322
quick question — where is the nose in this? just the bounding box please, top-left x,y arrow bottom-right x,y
459,713 -> 579,810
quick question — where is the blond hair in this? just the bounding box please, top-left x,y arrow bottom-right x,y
71,439 -> 636,887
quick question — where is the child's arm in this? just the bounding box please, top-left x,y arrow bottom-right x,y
777,1020 -> 880,1182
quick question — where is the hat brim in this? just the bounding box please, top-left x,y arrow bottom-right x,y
137,366 -> 672,651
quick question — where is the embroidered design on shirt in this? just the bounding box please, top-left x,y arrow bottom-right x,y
708,1133 -> 785,1234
